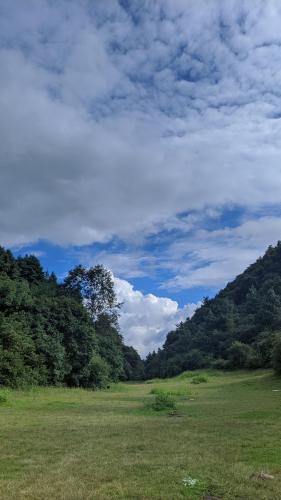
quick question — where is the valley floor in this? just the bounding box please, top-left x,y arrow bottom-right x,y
0,370 -> 281,499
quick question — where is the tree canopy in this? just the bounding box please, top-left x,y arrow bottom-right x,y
0,247 -> 143,388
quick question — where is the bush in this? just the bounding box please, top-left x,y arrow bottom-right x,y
150,387 -> 190,398
211,358 -> 230,370
254,331 -> 275,366
0,392 -> 8,404
164,356 -> 184,378
272,334 -> 281,374
150,392 -> 176,411
191,375 -> 208,384
183,349 -> 209,370
227,341 -> 261,369
81,353 -> 110,389
150,387 -> 164,395
177,371 -> 195,379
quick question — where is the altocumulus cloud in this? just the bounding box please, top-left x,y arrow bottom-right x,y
1,1 -> 281,247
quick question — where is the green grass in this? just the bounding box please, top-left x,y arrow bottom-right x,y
190,375 -> 208,384
1,370 -> 281,499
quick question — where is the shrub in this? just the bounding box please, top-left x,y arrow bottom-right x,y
0,392 -> 8,404
191,375 -> 208,384
81,353 -> 110,389
150,387 -> 190,398
177,371 -> 195,379
272,334 -> 281,374
227,341 -> 260,369
254,331 -> 275,366
211,358 -> 230,370
150,388 -> 164,395
183,349 -> 209,370
150,392 -> 176,411
165,357 -> 184,377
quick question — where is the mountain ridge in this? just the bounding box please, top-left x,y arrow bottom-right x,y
145,241 -> 281,378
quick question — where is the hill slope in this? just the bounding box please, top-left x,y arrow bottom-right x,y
145,242 -> 281,378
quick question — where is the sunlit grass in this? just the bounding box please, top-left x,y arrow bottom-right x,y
1,370 -> 281,499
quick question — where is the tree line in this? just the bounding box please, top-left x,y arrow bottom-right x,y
145,242 -> 281,379
2,241 -> 281,389
0,247 -> 143,388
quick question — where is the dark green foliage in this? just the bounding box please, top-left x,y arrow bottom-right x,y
272,333 -> 281,374
0,314 -> 39,387
0,247 -> 17,277
64,264 -> 121,323
80,353 -> 110,389
122,345 -> 144,380
94,313 -> 125,382
211,357 -> 229,370
0,247 -> 143,388
17,255 -> 45,284
145,241 -> 281,377
183,349 -> 210,370
144,350 -> 163,379
227,341 -> 262,369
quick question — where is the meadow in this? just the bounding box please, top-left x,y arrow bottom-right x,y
0,370 -> 281,499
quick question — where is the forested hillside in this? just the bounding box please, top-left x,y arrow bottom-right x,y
3,242 -> 281,388
0,247 -> 143,388
145,242 -> 281,378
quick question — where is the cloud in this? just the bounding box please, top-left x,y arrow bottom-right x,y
115,277 -> 199,356
1,1 -> 281,249
79,249 -> 154,279
163,215 -> 281,290
74,211 -> 281,295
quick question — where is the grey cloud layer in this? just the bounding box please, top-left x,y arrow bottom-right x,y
1,1 -> 281,246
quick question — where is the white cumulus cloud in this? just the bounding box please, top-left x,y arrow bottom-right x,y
115,277 -> 199,356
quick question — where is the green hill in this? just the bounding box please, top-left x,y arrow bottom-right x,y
145,242 -> 281,378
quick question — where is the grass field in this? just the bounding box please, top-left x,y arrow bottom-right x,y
0,370 -> 281,499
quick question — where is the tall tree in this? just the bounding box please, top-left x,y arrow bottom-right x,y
64,264 -> 121,324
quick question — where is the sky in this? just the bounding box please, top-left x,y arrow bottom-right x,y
1,0 -> 281,356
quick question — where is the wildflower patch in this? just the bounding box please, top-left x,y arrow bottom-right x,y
181,474 -> 207,497
182,475 -> 198,487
